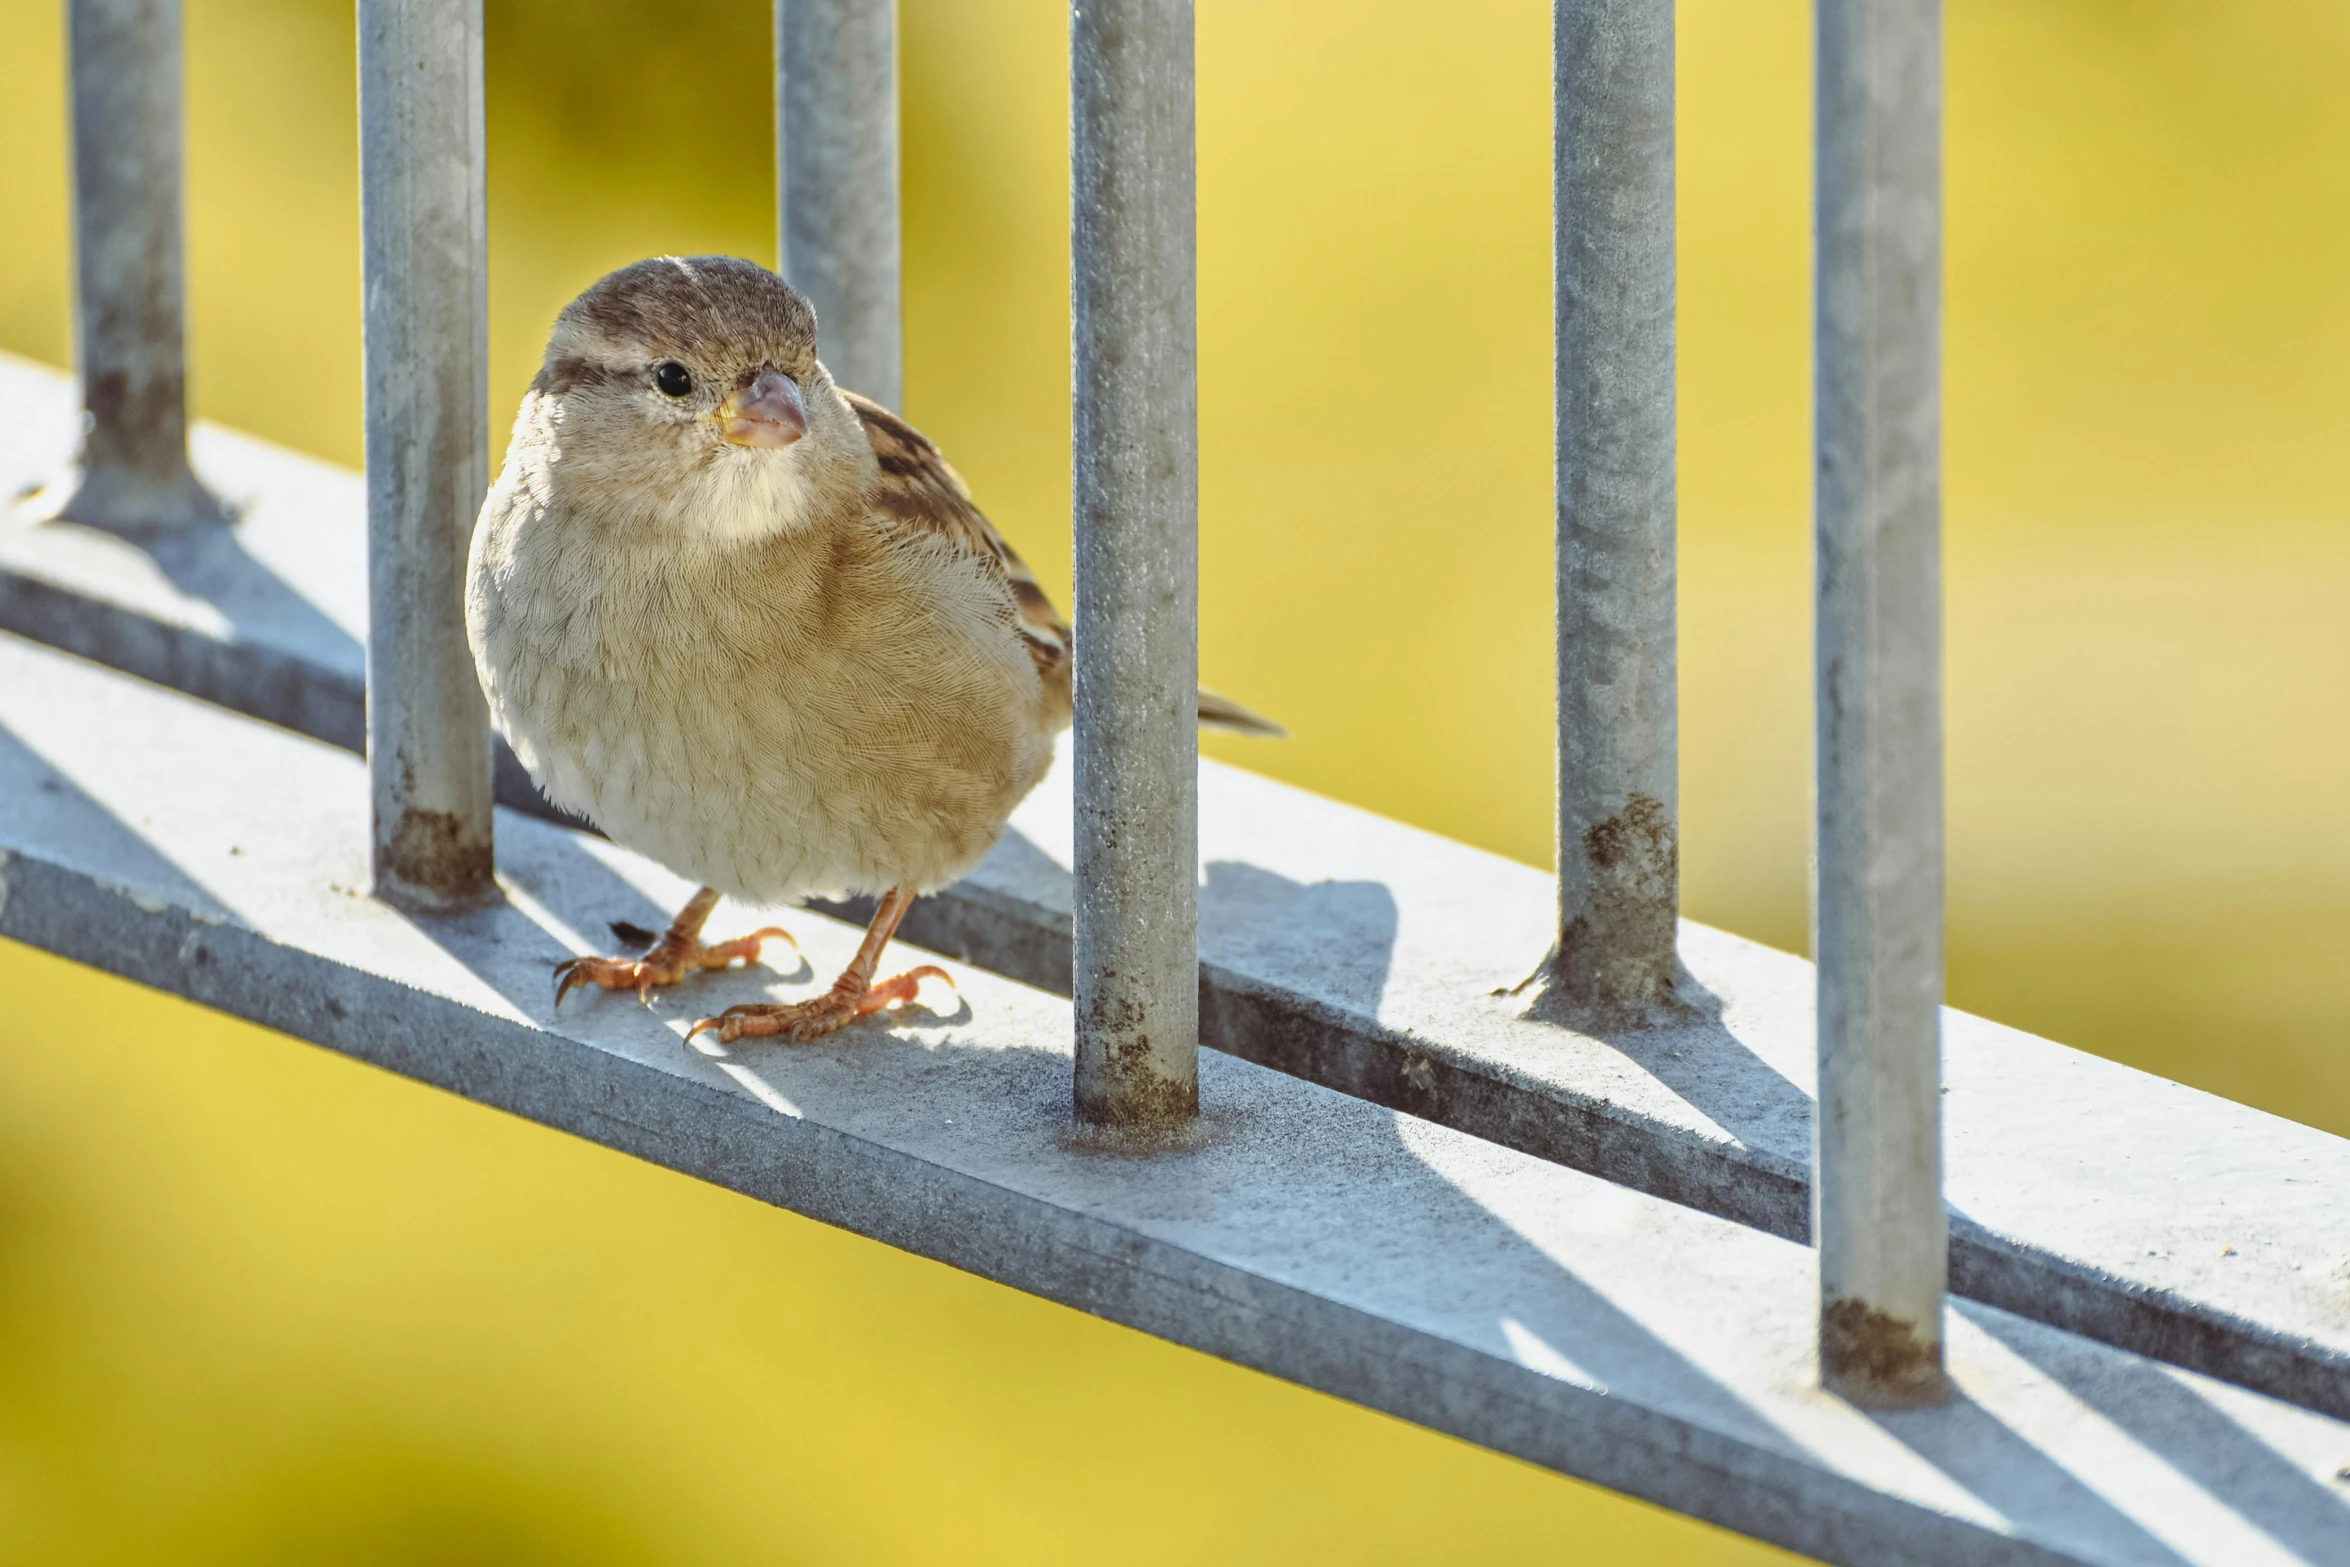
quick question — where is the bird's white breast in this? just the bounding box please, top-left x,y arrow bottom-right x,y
466,444 -> 1054,905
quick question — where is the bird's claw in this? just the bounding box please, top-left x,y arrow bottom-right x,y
550,925 -> 799,1010
687,965 -> 953,1046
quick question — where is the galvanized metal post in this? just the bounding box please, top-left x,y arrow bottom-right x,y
357,0 -> 496,912
1069,0 -> 1199,1129
41,0 -> 225,536
1813,0 -> 1949,1406
777,0 -> 903,413
1546,0 -> 1680,1027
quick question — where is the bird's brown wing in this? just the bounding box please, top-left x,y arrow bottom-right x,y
843,389 -> 1284,738
844,390 -> 1072,703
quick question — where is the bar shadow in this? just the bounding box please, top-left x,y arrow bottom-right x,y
1389,1111 -> 2203,1566
402,819 -> 827,1034
821,826 -> 1080,995
1862,1382 -> 2198,1565
0,716 -> 237,924
697,1006 -> 2212,1563
1512,961 -> 1818,1237
1360,1134 -> 1809,1466
972,825 -> 1075,919
1963,1300 -> 2350,1563
1199,859 -> 1399,1020
702,1020 -> 1803,1472
40,510 -> 366,673
822,834 -> 1404,1030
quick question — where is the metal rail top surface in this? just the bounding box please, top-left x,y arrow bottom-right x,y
3,627 -> 2348,1567
4,352 -> 2349,1428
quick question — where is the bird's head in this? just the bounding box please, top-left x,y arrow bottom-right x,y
522,255 -> 865,546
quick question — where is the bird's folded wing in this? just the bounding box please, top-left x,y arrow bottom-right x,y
846,390 -> 1072,683
844,389 -> 1283,739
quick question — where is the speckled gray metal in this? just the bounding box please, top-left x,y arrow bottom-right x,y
357,0 -> 496,912
39,0 -> 225,536
1814,0 -> 1949,1406
1069,0 -> 1200,1127
1547,0 -> 1680,1029
776,0 -> 902,413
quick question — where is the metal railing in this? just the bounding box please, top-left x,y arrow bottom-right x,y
39,0 -> 224,535
1069,0 -> 1203,1129
777,0 -> 902,415
1812,0 -> 1947,1407
356,0 -> 496,914
48,0 -> 1952,1408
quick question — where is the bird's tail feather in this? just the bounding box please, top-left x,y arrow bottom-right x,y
1197,686 -> 1287,738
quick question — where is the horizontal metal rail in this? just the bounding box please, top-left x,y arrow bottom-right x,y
5,629 -> 2345,1567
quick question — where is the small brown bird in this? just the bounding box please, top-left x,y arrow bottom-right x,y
467,255 -> 1275,1045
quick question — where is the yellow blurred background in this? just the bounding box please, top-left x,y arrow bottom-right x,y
1,1 -> 2343,1561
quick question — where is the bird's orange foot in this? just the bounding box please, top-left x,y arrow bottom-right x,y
688,966 -> 954,1046
553,924 -> 798,1008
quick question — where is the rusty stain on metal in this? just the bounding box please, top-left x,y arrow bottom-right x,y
1822,1297 -> 1950,1408
384,807 -> 495,907
1535,792 -> 1686,1028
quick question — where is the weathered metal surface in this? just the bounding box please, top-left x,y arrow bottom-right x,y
4,629 -> 2347,1567
775,0 -> 902,412
29,0 -> 226,536
1814,0 -> 1950,1406
357,0 -> 497,912
1069,0 -> 1201,1128
4,353 -> 2350,1423
1546,0 -> 1681,1028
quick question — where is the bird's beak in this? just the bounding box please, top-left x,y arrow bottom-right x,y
716,368 -> 807,448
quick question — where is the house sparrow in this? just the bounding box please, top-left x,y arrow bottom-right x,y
467,255 -> 1276,1045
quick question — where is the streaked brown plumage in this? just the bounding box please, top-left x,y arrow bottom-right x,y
466,255 -> 1274,1044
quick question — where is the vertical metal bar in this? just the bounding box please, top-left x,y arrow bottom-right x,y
43,0 -> 224,536
1069,0 -> 1199,1129
1813,0 -> 1948,1406
776,0 -> 903,413
1546,0 -> 1680,1027
357,0 -> 495,912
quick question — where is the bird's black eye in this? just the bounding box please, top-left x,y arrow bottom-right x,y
653,361 -> 693,398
